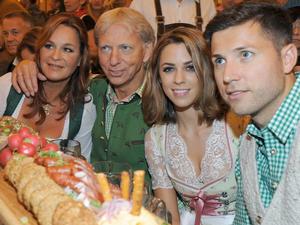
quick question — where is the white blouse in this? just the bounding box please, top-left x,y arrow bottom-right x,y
0,72 -> 96,161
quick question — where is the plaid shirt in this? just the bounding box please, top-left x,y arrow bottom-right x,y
234,73 -> 300,225
105,81 -> 145,138
283,0 -> 300,8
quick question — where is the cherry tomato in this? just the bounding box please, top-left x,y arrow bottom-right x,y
42,143 -> 59,152
8,133 -> 23,150
17,142 -> 36,157
23,134 -> 40,147
18,127 -> 32,139
0,147 -> 13,167
40,137 -> 48,148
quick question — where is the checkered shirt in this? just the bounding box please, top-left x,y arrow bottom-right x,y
105,82 -> 144,138
233,73 -> 300,224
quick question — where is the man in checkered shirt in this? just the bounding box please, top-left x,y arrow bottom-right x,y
204,1 -> 300,225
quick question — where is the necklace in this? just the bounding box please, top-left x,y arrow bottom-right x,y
42,104 -> 51,116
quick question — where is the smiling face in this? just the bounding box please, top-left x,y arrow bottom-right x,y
2,17 -> 31,55
211,20 -> 296,127
39,24 -> 81,82
98,23 -> 152,97
159,43 -> 199,111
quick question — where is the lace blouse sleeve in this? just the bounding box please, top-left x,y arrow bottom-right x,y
144,126 -> 173,190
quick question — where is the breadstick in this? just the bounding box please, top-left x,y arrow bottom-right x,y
97,173 -> 112,201
121,171 -> 130,200
130,170 -> 145,216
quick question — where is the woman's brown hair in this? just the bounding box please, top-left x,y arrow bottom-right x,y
142,27 -> 228,126
24,13 -> 90,124
16,26 -> 42,61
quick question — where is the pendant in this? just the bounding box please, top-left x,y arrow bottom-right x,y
42,104 -> 51,116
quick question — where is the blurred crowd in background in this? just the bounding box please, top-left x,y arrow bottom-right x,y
0,0 -> 299,77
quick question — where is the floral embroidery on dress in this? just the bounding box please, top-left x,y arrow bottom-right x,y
145,115 -> 245,220
166,123 -> 198,188
165,120 -> 232,193
145,120 -> 233,194
200,120 -> 232,184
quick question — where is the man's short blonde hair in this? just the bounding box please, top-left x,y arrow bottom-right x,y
94,7 -> 155,46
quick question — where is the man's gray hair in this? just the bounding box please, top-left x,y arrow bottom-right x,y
94,7 -> 155,46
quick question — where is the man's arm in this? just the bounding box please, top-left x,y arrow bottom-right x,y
11,60 -> 47,97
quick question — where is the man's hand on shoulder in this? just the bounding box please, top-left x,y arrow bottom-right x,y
12,60 -> 47,97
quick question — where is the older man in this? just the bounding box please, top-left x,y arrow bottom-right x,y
89,8 -> 154,178
11,8 -> 155,182
0,23 -> 13,76
0,0 -> 27,76
1,11 -> 33,74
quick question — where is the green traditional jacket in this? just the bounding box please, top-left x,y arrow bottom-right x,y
89,78 -> 150,182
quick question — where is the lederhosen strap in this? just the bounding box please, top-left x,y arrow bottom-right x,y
3,86 -> 84,140
195,1 -> 203,30
154,0 -> 202,39
154,0 -> 165,39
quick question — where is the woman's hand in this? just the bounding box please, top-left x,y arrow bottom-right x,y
12,60 -> 47,97
154,188 -> 180,225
